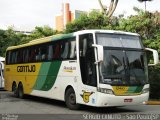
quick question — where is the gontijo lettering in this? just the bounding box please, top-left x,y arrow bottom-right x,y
17,65 -> 36,72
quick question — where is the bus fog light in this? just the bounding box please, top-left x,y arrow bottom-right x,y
98,88 -> 114,95
142,88 -> 149,94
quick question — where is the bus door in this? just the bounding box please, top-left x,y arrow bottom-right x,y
78,34 -> 97,105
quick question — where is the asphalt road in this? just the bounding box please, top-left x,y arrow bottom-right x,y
0,90 -> 160,120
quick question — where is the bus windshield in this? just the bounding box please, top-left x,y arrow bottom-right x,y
96,33 -> 143,48
96,33 -> 148,85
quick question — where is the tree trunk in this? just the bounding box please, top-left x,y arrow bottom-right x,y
98,0 -> 106,14
106,0 -> 114,15
108,0 -> 119,18
98,0 -> 119,18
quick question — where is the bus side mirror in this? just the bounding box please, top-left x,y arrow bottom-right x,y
145,48 -> 159,66
92,44 -> 104,64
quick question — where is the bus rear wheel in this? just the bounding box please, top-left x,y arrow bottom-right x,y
65,88 -> 80,110
12,82 -> 18,97
18,83 -> 24,99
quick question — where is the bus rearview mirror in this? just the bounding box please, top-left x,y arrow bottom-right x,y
145,48 -> 159,66
92,44 -> 104,64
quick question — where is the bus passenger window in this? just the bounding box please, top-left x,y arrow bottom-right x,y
15,51 -> 18,64
48,45 -> 53,60
36,48 -> 42,61
29,48 -> 36,62
7,51 -> 11,64
53,43 -> 61,59
17,50 -> 23,63
70,41 -> 76,59
11,51 -> 17,64
61,42 -> 69,59
23,49 -> 29,63
41,46 -> 47,61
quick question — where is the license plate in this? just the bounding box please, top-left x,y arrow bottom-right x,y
124,99 -> 133,102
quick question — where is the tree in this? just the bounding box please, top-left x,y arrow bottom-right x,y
30,26 -> 58,39
0,27 -> 20,56
0,26 -> 58,57
98,0 -> 119,18
65,11 -> 110,33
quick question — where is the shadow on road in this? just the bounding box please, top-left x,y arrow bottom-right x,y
24,95 -> 66,108
21,95 -> 141,113
0,91 -> 142,113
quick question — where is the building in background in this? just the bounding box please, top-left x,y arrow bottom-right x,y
55,3 -> 85,31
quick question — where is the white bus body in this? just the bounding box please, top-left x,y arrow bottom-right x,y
5,30 -> 159,109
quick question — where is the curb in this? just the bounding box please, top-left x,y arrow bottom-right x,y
143,101 -> 160,105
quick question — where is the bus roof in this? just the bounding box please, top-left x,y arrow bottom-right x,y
75,29 -> 139,36
6,30 -> 139,51
7,33 -> 74,50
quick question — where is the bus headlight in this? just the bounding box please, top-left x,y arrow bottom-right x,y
97,88 -> 114,95
142,88 -> 149,94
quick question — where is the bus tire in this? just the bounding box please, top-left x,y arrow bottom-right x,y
12,82 -> 18,98
18,83 -> 24,99
65,88 -> 80,110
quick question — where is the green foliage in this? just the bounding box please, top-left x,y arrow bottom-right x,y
0,27 -> 20,56
148,64 -> 160,99
65,11 -> 110,33
30,26 -> 58,39
0,26 -> 58,57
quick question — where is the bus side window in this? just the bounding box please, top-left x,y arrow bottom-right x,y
53,43 -> 61,59
29,47 -> 36,62
41,46 -> 47,61
15,51 -> 18,64
23,48 -> 29,63
61,41 -> 69,59
35,48 -> 42,61
61,37 -> 76,60
6,51 -> 11,65
11,51 -> 17,64
70,40 -> 76,59
17,49 -> 23,63
48,45 -> 53,60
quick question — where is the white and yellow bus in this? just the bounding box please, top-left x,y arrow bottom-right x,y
4,30 -> 159,109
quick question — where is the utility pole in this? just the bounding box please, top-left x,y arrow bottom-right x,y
138,0 -> 152,12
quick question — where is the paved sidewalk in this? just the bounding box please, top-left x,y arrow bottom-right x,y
144,101 -> 160,105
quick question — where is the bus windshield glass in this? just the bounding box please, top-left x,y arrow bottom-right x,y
96,33 -> 143,48
96,33 -> 148,85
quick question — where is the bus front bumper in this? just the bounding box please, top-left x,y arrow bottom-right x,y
96,92 -> 149,107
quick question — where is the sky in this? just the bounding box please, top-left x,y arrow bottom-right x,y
0,0 -> 159,31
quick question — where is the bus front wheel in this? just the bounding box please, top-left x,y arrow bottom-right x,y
18,83 -> 24,99
65,88 -> 80,110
